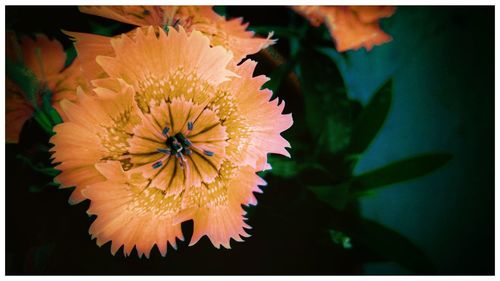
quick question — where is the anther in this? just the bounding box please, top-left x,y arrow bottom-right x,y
175,133 -> 191,147
187,121 -> 193,131
176,152 -> 185,169
162,127 -> 170,137
157,148 -> 171,155
152,161 -> 163,169
203,150 -> 214,157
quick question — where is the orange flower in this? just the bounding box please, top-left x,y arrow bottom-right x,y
78,6 -> 275,64
50,27 -> 292,256
293,6 -> 395,52
6,33 -> 76,143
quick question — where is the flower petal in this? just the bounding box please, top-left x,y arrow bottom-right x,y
5,80 -> 33,143
188,163 -> 265,248
84,161 -> 186,258
223,59 -> 293,169
50,83 -> 141,204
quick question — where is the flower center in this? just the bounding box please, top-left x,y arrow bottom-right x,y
152,122 -> 214,170
127,99 -> 228,194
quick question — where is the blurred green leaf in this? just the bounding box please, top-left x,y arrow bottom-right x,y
347,79 -> 392,156
267,156 -> 300,179
264,63 -> 291,94
350,219 -> 436,273
299,48 -> 354,155
308,183 -> 349,210
213,6 -> 227,17
64,45 -> 77,68
329,229 -> 352,249
6,58 -> 39,105
40,88 -> 62,125
308,153 -> 452,209
263,48 -> 302,96
351,153 -> 453,194
17,154 -> 60,177
7,58 -> 60,132
89,21 -> 122,36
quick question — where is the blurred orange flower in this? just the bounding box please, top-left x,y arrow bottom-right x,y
6,33 -> 77,143
293,6 -> 395,52
50,27 -> 292,257
61,6 -> 276,101
78,6 -> 275,64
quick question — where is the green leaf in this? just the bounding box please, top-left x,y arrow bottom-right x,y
17,154 -> 60,177
267,156 -> 299,179
40,88 -> 62,125
299,48 -> 354,154
263,63 -> 290,94
308,154 -> 452,209
347,79 -> 392,156
264,58 -> 301,97
64,45 -> 77,68
351,153 -> 453,194
6,58 -> 39,106
7,58 -> 55,134
308,183 -> 350,210
350,219 -> 436,273
213,6 -> 227,17
89,21 -> 122,36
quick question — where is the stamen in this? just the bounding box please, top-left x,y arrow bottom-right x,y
152,161 -> 162,169
187,121 -> 193,131
175,133 -> 191,147
185,148 -> 192,156
162,127 -> 170,137
173,18 -> 180,28
167,136 -> 182,152
203,150 -> 214,157
157,148 -> 171,154
176,152 -> 185,169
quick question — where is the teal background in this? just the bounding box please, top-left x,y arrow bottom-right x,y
330,7 -> 494,274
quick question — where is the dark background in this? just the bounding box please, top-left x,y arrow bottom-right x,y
5,6 -> 494,274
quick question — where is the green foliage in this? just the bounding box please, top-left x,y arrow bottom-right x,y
17,154 -> 60,177
263,60 -> 295,96
6,58 -> 39,105
89,21 -> 122,36
6,57 -> 62,135
299,48 -> 355,154
349,219 -> 437,273
350,153 -> 453,195
308,153 -> 452,210
308,184 -> 349,210
267,25 -> 450,272
347,80 -> 393,156
213,6 -> 227,17
64,45 -> 77,68
266,155 -> 299,179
